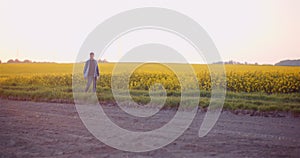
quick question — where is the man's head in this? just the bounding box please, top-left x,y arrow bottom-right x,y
90,52 -> 94,60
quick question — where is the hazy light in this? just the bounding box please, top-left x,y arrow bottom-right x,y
0,0 -> 299,64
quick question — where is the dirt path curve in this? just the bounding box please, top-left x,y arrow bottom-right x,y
1,99 -> 300,158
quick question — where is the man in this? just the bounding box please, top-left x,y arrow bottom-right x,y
83,52 -> 100,92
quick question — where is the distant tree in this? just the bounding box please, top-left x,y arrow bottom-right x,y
23,59 -> 32,63
14,59 -> 20,63
7,59 -> 14,63
98,59 -> 109,63
0,60 -> 1,64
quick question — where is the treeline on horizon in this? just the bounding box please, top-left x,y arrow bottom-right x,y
0,58 -> 299,66
0,58 -> 109,64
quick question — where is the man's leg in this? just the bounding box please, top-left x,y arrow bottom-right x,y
85,76 -> 93,92
92,77 -> 97,92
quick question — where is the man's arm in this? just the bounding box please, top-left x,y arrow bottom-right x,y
96,61 -> 100,77
83,61 -> 88,78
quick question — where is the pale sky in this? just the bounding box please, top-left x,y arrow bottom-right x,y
0,0 -> 299,64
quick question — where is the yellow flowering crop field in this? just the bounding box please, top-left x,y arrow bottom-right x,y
1,63 -> 299,93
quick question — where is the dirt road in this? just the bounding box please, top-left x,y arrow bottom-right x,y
1,99 -> 300,158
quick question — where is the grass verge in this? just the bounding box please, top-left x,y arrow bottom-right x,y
0,85 -> 299,115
